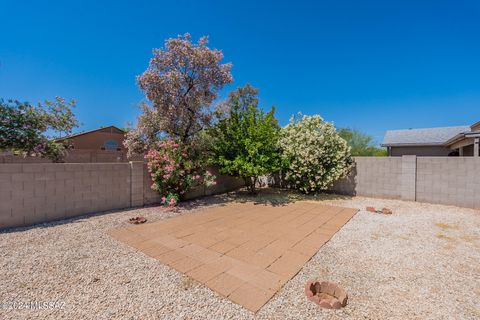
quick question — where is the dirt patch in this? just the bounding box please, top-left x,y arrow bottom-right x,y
436,233 -> 456,241
180,275 -> 199,290
458,235 -> 480,243
434,222 -> 460,230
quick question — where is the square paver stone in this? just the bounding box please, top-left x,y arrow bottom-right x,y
109,202 -> 358,312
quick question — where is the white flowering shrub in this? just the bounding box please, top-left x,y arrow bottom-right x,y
279,114 -> 352,193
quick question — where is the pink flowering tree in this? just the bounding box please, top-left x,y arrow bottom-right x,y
126,33 -> 231,205
124,33 -> 233,155
145,138 -> 215,206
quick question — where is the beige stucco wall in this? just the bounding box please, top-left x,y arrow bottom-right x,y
389,146 -> 452,156
0,127 -> 129,163
65,127 -> 126,150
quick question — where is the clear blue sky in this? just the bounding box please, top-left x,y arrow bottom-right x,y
1,0 -> 479,144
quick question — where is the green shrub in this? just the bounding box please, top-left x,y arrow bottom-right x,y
279,114 -> 352,193
209,85 -> 282,194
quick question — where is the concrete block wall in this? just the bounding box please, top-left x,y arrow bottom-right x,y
130,162 -> 144,207
332,157 -> 403,199
332,156 -> 480,209
1,162 -> 244,229
0,150 -> 144,163
2,157 -> 477,229
416,157 -> 480,209
400,155 -> 417,201
0,163 -> 131,229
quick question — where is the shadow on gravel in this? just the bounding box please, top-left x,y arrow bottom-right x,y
223,187 -> 353,207
0,187 -> 353,234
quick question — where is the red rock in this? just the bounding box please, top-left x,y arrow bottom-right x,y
381,208 -> 393,215
128,216 -> 147,224
334,286 -> 346,300
335,287 -> 348,306
319,300 -> 333,309
305,279 -> 348,309
366,206 -> 376,213
310,295 -> 320,304
331,299 -> 343,309
321,282 -> 336,296
304,281 -> 315,298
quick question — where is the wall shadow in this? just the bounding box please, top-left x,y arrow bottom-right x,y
329,164 -> 358,196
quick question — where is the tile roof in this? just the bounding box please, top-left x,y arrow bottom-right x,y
382,125 -> 470,146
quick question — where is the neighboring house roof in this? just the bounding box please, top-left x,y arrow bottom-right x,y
445,121 -> 480,146
471,121 -> 480,132
382,125 -> 470,146
55,126 -> 126,142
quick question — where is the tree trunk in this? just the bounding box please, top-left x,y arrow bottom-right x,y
244,176 -> 258,195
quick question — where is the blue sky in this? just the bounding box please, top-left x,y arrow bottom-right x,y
1,0 -> 479,144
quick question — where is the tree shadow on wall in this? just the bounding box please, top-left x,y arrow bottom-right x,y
326,163 -> 358,197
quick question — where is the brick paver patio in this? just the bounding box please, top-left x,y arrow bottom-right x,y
110,202 -> 358,312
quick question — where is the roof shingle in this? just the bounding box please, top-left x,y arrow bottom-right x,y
382,125 -> 470,146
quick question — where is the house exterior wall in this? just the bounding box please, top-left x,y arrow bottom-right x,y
463,145 -> 474,156
389,145 -> 452,157
0,127 -> 133,163
64,127 -> 126,151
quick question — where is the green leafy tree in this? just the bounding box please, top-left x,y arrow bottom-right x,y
338,128 -> 387,156
209,84 -> 282,194
0,97 -> 78,162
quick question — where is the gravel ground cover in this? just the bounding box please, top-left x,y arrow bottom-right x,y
1,189 -> 479,320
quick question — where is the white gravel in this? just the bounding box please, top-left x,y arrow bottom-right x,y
1,189 -> 479,320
